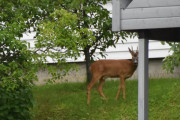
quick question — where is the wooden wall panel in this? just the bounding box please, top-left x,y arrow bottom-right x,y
122,6 -> 180,20
128,0 -> 180,8
121,17 -> 180,30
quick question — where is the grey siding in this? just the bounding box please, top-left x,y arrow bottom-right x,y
122,6 -> 180,20
113,0 -> 180,31
121,17 -> 180,30
128,0 -> 180,8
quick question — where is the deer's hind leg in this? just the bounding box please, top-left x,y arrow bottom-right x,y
87,74 -> 102,104
98,77 -> 108,102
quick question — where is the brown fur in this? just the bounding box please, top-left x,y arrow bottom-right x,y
87,48 -> 138,104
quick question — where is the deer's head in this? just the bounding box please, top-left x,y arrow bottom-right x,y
128,47 -> 138,65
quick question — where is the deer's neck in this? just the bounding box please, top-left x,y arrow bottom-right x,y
130,60 -> 138,72
133,64 -> 138,71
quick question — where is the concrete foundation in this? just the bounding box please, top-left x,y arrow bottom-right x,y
35,58 -> 180,85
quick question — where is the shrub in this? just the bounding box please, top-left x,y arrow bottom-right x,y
0,38 -> 37,120
0,86 -> 33,120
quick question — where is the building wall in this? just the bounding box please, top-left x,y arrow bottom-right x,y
22,32 -> 171,61
21,1 -> 172,62
112,0 -> 180,30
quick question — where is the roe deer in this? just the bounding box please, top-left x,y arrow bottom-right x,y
87,47 -> 138,104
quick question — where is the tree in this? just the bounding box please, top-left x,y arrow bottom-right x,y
63,0 -> 131,82
33,0 -> 132,82
162,42 -> 180,73
35,9 -> 96,82
7,0 -> 131,83
0,1 -> 86,119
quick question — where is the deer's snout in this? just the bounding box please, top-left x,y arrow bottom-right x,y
134,58 -> 138,65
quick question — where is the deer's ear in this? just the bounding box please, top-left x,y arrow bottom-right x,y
136,51 -> 139,54
128,47 -> 133,55
136,46 -> 138,54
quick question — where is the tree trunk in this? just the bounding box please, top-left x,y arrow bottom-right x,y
84,46 -> 92,83
82,1 -> 92,83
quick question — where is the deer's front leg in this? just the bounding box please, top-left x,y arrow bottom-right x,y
116,77 -> 122,100
122,78 -> 126,99
116,77 -> 126,100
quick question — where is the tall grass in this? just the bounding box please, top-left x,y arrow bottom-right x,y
32,78 -> 180,120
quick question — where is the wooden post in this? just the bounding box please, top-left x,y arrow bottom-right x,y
112,0 -> 121,31
138,31 -> 149,120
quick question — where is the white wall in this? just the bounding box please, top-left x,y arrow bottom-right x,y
93,37 -> 171,61
21,31 -> 171,62
20,1 -> 171,63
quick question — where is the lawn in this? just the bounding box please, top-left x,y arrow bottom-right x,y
32,78 -> 180,120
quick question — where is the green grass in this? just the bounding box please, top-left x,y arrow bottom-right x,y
32,78 -> 180,120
